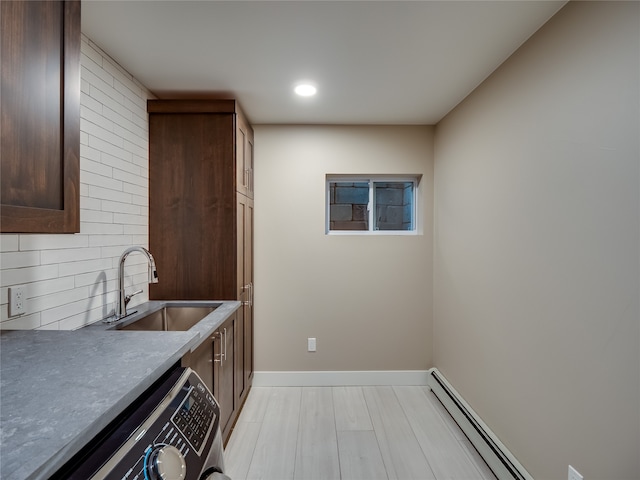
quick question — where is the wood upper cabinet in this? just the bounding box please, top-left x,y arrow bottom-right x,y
0,0 -> 81,233
147,99 -> 253,302
147,109 -> 237,300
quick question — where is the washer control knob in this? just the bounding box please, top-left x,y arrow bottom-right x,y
148,445 -> 186,480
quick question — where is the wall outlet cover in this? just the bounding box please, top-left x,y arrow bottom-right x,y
8,286 -> 26,317
307,337 -> 316,352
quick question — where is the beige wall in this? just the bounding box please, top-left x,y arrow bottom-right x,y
433,2 -> 639,479
254,125 -> 433,371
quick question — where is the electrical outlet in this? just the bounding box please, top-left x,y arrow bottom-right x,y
307,337 -> 316,352
8,286 -> 26,317
568,465 -> 583,480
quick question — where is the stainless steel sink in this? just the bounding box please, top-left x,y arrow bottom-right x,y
118,306 -> 218,331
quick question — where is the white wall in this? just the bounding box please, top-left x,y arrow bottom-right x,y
254,125 -> 433,372
433,2 -> 639,479
0,35 -> 153,330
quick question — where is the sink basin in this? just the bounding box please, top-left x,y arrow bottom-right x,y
118,306 -> 218,331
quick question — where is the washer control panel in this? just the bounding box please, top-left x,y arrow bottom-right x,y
172,382 -> 216,454
61,368 -> 221,480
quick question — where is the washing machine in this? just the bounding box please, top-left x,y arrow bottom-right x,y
52,365 -> 231,480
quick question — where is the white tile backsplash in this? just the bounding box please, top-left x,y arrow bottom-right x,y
80,209 -> 115,225
0,251 -> 41,269
81,158 -> 114,178
40,247 -> 103,265
57,258 -> 113,278
1,266 -> 60,289
0,235 -> 19,252
88,235 -> 133,248
100,200 -> 141,215
88,185 -> 134,204
19,234 -> 89,251
24,277 -> 76,299
81,43 -> 104,69
0,34 -> 154,330
28,287 -> 89,316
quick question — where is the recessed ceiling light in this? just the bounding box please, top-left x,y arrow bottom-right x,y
294,84 -> 317,97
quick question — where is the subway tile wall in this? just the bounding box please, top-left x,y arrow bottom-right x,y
0,35 -> 154,330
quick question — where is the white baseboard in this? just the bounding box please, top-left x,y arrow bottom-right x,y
253,370 -> 430,387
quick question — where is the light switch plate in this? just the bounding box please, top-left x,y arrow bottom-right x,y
8,286 -> 26,317
308,337 -> 316,352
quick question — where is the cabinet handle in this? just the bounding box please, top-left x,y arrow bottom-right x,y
243,283 -> 253,307
223,327 -> 227,363
214,332 -> 222,363
242,284 -> 250,306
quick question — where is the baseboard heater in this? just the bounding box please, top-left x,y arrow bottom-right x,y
427,369 -> 533,480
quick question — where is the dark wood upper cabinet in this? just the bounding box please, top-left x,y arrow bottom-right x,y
147,99 -> 254,302
1,0 -> 81,233
147,109 -> 237,300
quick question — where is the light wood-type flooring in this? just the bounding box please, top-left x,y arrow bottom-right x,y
224,386 -> 496,480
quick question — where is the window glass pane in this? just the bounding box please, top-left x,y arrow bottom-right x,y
373,182 -> 413,231
329,181 -> 369,231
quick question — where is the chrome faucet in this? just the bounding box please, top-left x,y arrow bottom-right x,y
114,246 -> 158,320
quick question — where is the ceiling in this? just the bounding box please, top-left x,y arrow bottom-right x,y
82,1 -> 566,125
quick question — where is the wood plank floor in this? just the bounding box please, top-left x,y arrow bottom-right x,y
224,386 -> 496,480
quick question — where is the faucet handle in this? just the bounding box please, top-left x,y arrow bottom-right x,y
124,289 -> 143,306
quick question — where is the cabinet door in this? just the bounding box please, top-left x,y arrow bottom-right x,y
246,130 -> 254,197
235,113 -> 254,198
244,197 -> 254,385
214,316 -> 235,437
148,113 -> 236,300
190,335 -> 214,393
235,196 -> 246,402
0,0 -> 80,233
236,195 -> 254,404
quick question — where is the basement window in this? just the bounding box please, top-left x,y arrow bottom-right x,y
326,175 -> 418,234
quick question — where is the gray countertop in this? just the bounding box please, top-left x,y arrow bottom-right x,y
0,300 -> 240,480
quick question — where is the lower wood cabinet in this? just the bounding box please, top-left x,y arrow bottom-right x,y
183,312 -> 239,443
214,314 -> 235,439
189,333 -> 215,393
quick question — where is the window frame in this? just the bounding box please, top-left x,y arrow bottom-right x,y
326,175 -> 419,235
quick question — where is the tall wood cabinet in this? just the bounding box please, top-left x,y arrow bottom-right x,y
1,0 -> 81,233
147,99 -> 254,442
